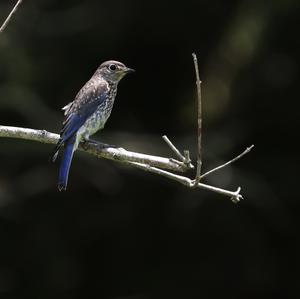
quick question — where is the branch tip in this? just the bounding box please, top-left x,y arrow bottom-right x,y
200,145 -> 255,180
0,0 -> 24,34
230,187 -> 243,203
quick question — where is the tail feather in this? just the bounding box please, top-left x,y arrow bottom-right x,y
58,141 -> 75,191
49,138 -> 64,163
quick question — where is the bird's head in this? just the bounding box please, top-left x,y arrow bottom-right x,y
96,60 -> 134,83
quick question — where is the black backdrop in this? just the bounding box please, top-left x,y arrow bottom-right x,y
0,0 -> 299,298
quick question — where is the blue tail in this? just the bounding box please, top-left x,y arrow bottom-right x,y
58,141 -> 75,191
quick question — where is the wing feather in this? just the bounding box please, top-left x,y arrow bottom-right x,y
50,80 -> 108,161
61,80 -> 108,142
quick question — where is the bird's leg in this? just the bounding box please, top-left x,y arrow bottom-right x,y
81,140 -> 89,150
81,136 -> 95,150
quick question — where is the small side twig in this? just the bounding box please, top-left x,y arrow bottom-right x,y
183,150 -> 191,165
162,135 -> 185,161
0,0 -> 24,34
192,53 -> 203,183
162,135 -> 193,168
200,145 -> 254,179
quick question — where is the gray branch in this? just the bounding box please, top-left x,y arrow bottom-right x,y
192,53 -> 203,182
126,161 -> 242,203
0,125 -> 192,172
200,145 -> 254,179
0,0 -> 24,34
0,125 -> 245,203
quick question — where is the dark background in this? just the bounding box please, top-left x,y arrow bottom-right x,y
0,0 -> 299,298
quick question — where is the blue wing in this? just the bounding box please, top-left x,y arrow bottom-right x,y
50,80 -> 109,161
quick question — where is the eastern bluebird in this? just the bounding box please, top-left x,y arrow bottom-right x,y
50,60 -> 134,191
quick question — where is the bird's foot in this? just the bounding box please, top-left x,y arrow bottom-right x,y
85,138 -> 98,145
97,141 -> 118,149
81,138 -> 116,150
81,139 -> 94,150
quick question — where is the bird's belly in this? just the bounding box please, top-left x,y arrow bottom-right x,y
79,106 -> 112,140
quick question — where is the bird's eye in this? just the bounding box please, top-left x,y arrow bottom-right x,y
109,64 -> 117,71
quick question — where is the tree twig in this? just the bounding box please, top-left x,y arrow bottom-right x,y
127,161 -> 242,203
200,145 -> 254,179
162,135 -> 193,169
0,0 -> 24,34
192,53 -> 203,183
0,125 -> 192,172
162,135 -> 185,161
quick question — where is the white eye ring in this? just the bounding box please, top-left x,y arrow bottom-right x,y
108,64 -> 117,71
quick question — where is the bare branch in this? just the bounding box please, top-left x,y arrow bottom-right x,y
0,0 -> 24,34
0,125 -> 191,172
192,53 -> 203,182
127,161 -> 242,203
162,135 -> 194,169
0,125 -> 245,202
200,145 -> 254,179
162,135 -> 185,161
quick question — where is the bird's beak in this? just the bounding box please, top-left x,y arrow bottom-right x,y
125,67 -> 135,74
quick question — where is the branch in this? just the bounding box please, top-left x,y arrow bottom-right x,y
126,161 -> 243,203
162,135 -> 185,161
192,53 -> 203,183
200,145 -> 254,179
0,0 -> 24,34
0,125 -> 192,172
162,135 -> 193,169
0,125 -> 245,203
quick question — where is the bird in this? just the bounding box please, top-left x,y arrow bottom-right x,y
50,60 -> 134,191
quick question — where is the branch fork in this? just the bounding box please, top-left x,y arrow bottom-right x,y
160,131 -> 252,202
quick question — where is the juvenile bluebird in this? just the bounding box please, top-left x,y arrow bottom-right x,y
50,60 -> 134,191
